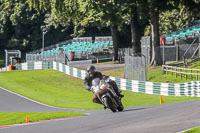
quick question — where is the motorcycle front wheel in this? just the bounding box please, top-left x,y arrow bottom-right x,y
103,96 -> 117,112
117,104 -> 124,112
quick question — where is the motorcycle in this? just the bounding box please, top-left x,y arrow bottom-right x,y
91,77 -> 124,112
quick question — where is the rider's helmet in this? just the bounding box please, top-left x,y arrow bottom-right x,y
87,65 -> 96,76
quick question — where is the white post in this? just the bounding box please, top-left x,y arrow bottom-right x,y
18,50 -> 21,58
42,32 -> 44,51
42,31 -> 46,51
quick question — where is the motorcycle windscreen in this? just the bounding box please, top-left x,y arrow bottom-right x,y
92,78 -> 101,86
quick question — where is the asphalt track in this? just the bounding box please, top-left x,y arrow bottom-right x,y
1,87 -> 200,133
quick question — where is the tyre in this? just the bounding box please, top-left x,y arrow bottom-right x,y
103,96 -> 117,112
117,105 -> 124,112
117,101 -> 124,112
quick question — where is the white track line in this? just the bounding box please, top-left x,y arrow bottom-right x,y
0,86 -> 69,110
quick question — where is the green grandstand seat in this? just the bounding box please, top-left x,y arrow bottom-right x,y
172,32 -> 179,38
166,36 -> 173,43
193,27 -> 200,34
109,41 -> 113,45
178,30 -> 186,38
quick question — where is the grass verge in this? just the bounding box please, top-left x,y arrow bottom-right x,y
1,70 -> 200,110
184,126 -> 200,133
146,66 -> 191,83
0,70 -> 100,109
102,65 -> 200,83
102,68 -> 124,78
0,112 -> 85,126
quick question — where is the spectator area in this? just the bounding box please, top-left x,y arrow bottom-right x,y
27,36 -> 114,60
162,24 -> 200,44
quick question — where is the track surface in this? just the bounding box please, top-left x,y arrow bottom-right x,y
1,87 -> 200,133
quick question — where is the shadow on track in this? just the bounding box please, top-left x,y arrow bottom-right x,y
123,108 -> 146,112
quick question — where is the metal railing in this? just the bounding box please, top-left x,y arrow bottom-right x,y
162,65 -> 200,80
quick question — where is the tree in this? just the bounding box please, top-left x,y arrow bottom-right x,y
149,0 -> 163,65
0,0 -> 74,52
159,1 -> 200,35
0,0 -> 14,50
91,0 -> 123,60
125,0 -> 149,53
0,0 -> 45,51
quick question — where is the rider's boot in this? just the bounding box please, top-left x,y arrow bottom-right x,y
110,81 -> 124,98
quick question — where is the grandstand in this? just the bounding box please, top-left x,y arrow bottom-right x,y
164,24 -> 200,44
141,23 -> 200,65
26,36 -> 114,64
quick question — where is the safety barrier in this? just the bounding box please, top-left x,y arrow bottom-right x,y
16,62 -> 53,70
0,66 -> 9,72
3,61 -> 200,97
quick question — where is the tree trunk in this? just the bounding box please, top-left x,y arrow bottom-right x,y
150,0 -> 162,65
110,25 -> 119,61
130,6 -> 141,53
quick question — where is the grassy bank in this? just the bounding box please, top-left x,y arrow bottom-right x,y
102,59 -> 200,83
1,70 -> 200,110
0,112 -> 85,126
102,68 -> 124,78
184,126 -> 200,133
102,66 -> 191,83
0,70 -> 99,109
146,66 -> 191,83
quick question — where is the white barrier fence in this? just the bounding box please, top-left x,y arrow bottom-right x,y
1,61 -> 200,97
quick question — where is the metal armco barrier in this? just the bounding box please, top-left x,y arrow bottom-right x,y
1,61 -> 200,97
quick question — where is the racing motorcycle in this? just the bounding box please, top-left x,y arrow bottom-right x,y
91,76 -> 124,112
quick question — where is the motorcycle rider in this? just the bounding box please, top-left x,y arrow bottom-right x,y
84,65 -> 124,104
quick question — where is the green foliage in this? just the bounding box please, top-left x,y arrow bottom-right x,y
0,112 -> 85,126
1,0 -> 200,53
0,0 -> 74,52
159,3 -> 196,35
0,0 -> 44,51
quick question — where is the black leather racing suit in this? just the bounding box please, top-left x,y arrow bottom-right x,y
84,71 -> 103,91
